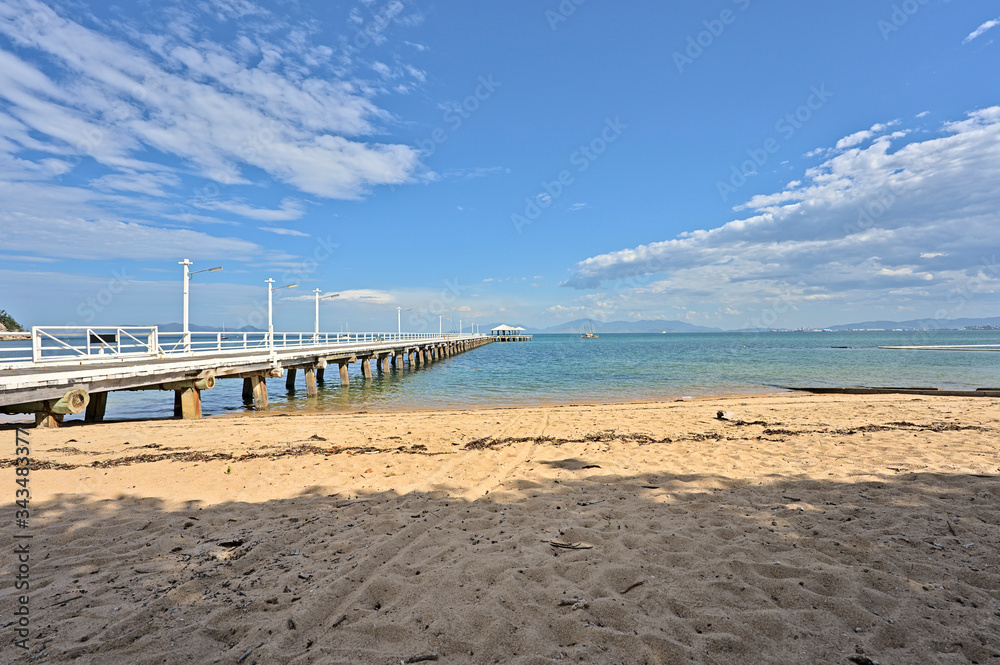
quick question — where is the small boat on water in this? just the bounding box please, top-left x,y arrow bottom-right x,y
581,320 -> 599,338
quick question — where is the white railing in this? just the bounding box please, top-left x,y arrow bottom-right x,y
0,327 -> 485,368
12,327 -> 161,365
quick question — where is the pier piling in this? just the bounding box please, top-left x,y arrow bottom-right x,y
178,387 -> 202,419
85,392 -> 108,423
251,374 -> 269,410
35,412 -> 63,428
305,368 -> 318,396
285,368 -> 297,391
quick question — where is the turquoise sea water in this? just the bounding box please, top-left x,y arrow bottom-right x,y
9,331 -> 1000,423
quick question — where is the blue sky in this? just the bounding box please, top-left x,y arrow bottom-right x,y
1,0 -> 999,332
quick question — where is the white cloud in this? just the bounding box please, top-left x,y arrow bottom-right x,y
258,226 -> 309,237
964,17 -> 1000,43
335,289 -> 394,305
835,129 -> 875,150
197,198 -> 305,221
562,107 -> 1000,321
834,121 -> 900,151
0,254 -> 58,263
91,172 -> 181,198
440,166 -> 508,179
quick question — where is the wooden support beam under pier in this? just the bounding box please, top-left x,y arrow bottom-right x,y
178,386 -> 202,419
35,412 -> 63,428
285,368 -> 297,391
85,391 -> 108,423
338,360 -> 350,386
304,368 -> 318,397
251,374 -> 269,411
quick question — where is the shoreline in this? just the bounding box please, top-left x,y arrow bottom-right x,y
0,387 -> 802,429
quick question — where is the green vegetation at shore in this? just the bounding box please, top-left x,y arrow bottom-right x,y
0,309 -> 24,332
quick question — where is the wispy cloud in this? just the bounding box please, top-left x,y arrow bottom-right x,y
321,288 -> 393,305
258,226 -> 309,237
440,166 -> 508,179
198,199 -> 305,222
0,210 -> 262,260
964,17 -> 999,43
0,254 -> 58,263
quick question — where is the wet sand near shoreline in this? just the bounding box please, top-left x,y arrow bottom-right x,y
2,393 -> 999,664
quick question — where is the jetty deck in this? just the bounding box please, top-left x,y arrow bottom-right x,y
0,327 -> 491,427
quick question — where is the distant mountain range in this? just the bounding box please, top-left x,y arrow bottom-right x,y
155,322 -> 264,333
823,316 -> 1000,331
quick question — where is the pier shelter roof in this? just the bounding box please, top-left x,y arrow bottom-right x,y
490,324 -> 525,334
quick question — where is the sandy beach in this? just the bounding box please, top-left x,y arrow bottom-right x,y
2,392 -> 999,664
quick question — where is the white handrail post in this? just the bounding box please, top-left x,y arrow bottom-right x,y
31,326 -> 40,364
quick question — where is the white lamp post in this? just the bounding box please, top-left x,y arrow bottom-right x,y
313,289 -> 339,341
396,307 -> 412,339
266,279 -> 298,349
179,259 -> 222,352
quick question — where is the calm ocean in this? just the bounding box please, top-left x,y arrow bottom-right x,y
20,330 -> 1000,423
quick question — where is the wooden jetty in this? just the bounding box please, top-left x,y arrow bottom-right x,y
0,327 -> 491,427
